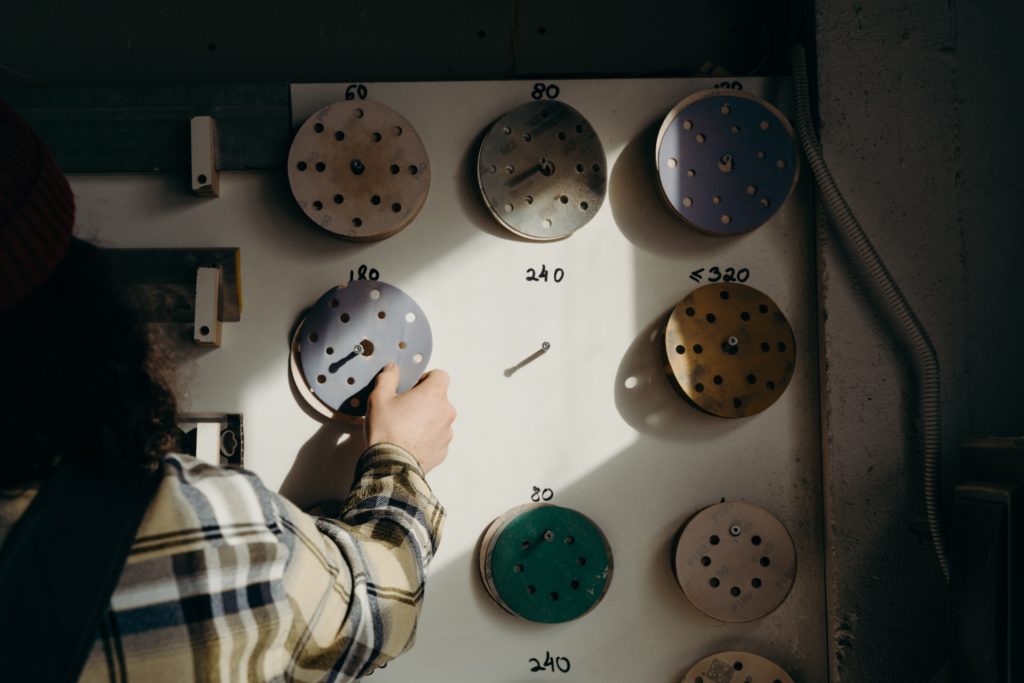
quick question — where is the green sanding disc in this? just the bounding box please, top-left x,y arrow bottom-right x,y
480,504 -> 613,623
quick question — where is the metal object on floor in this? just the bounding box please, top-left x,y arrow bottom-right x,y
680,651 -> 795,683
952,438 -> 1024,682
656,89 -> 798,235
288,100 -> 430,240
664,282 -> 795,418
673,501 -> 796,622
479,503 -> 613,623
477,100 -> 606,240
292,280 -> 432,419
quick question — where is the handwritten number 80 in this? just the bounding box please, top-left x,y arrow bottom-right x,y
531,83 -> 561,100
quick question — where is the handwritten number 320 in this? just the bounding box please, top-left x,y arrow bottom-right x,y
708,266 -> 749,283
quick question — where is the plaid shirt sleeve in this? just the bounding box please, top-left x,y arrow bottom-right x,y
79,442 -> 445,683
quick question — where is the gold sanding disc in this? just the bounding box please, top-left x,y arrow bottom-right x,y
681,651 -> 795,683
673,501 -> 796,623
664,283 -> 795,418
287,101 -> 430,241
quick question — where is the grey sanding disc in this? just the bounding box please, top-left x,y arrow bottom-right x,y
477,101 -> 606,240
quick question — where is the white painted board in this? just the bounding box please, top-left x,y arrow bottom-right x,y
71,77 -> 824,682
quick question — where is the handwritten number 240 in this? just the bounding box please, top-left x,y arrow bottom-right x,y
526,265 -> 564,283
529,651 -> 570,673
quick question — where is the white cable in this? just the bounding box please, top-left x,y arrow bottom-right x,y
790,44 -> 948,581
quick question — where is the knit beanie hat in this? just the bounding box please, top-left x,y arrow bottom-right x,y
0,99 -> 75,313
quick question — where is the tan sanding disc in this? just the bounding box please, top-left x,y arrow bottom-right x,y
681,651 -> 795,683
664,283 -> 795,418
288,101 -> 430,241
673,501 -> 796,623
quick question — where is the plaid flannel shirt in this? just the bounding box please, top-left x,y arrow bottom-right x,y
2,443 -> 445,682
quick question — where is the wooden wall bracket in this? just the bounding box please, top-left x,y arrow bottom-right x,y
190,115 -> 220,197
103,248 -> 242,344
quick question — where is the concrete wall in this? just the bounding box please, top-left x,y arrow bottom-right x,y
815,0 -> 1024,679
958,1 -> 1024,438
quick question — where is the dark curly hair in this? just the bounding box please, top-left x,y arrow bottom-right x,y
0,238 -> 179,489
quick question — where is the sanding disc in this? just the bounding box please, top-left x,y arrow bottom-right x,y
290,322 -> 342,422
664,283 -> 795,418
479,503 -> 613,623
673,501 -> 796,623
681,651 -> 795,683
477,101 -> 606,240
656,89 -> 798,235
291,280 -> 431,418
288,101 -> 431,241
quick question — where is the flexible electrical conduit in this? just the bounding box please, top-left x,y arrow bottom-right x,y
790,44 -> 948,581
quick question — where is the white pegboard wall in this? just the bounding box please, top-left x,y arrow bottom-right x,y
71,77 -> 825,682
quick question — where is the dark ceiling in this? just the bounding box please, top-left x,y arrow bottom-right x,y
0,1 -> 803,84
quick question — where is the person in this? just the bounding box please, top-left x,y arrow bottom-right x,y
0,99 -> 456,681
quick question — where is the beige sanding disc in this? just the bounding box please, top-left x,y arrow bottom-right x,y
664,283 -> 795,418
287,101 -> 430,241
673,501 -> 796,623
681,651 -> 795,683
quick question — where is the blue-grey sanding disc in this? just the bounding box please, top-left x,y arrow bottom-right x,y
656,90 -> 798,235
295,279 -> 432,417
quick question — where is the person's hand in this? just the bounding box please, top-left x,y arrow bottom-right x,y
365,364 -> 455,474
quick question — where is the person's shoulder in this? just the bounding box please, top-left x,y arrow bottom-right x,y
134,453 -> 286,553
160,452 -> 264,486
